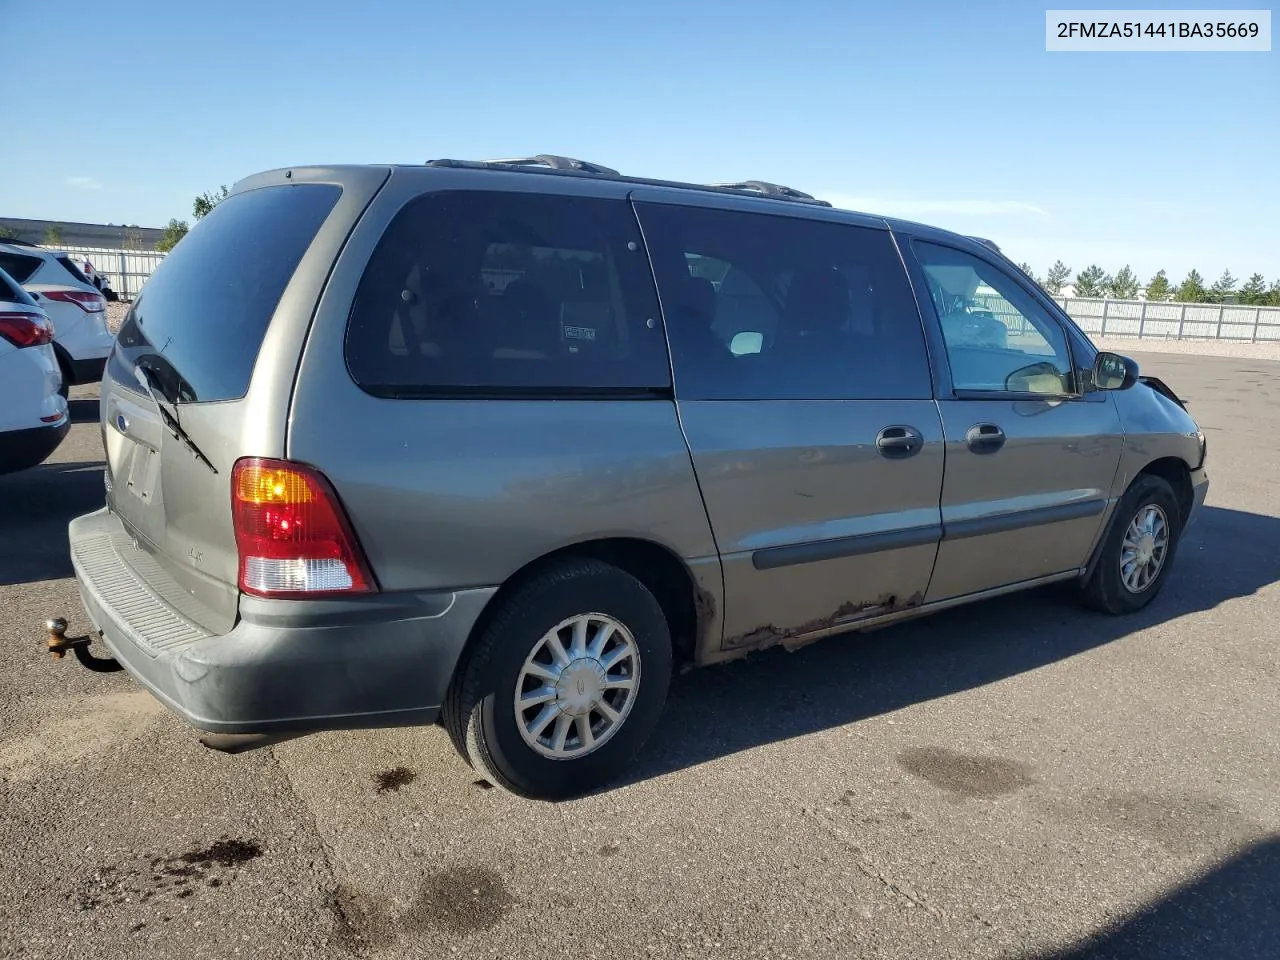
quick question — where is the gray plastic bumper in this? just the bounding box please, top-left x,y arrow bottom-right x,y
69,507 -> 494,734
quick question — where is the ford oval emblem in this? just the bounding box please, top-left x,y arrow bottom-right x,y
116,413 -> 129,433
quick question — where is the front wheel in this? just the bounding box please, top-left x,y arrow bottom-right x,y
442,558 -> 672,800
1079,474 -> 1183,614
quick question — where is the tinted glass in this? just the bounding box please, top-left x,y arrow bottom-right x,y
0,267 -> 37,305
914,241 -> 1074,395
0,252 -> 41,284
345,191 -> 670,396
109,183 -> 341,404
636,203 -> 932,401
56,256 -> 93,285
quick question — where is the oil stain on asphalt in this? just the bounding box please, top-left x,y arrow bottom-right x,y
373,766 -> 416,793
332,865 -> 515,953
69,837 -> 263,912
897,746 -> 1036,799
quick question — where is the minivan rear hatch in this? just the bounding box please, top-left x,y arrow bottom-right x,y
98,174 -> 374,632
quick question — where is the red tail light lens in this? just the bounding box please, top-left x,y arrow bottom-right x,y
41,289 -> 106,312
231,458 -> 377,598
0,311 -> 54,347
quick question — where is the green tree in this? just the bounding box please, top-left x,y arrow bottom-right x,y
1268,280 -> 1280,307
1108,265 -> 1140,300
1016,262 -> 1040,285
0,224 -> 18,240
1075,264 -> 1110,298
193,185 -> 229,220
1207,269 -> 1237,303
156,218 -> 189,252
1175,269 -> 1207,303
42,223 -> 65,246
1044,260 -> 1071,295
1145,269 -> 1171,301
1239,273 -> 1267,305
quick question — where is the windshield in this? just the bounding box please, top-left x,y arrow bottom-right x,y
109,182 -> 342,404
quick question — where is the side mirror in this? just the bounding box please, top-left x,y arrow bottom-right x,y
1093,351 -> 1139,391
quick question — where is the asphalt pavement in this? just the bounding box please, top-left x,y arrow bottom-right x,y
1,352 -> 1277,960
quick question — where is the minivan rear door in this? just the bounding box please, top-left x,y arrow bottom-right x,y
634,196 -> 945,651
100,170 -> 386,630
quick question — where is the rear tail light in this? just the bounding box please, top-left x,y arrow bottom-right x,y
40,290 -> 106,312
0,311 -> 54,347
231,458 -> 377,598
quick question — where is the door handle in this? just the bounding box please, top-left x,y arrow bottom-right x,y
965,422 -> 1006,454
875,425 -> 924,459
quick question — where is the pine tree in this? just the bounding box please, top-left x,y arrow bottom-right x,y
1145,269 -> 1171,301
1044,260 -> 1071,295
1239,274 -> 1267,305
1175,269 -> 1207,303
1109,265 -> 1140,300
1016,262 -> 1040,285
1208,269 -> 1238,303
1075,265 -> 1110,298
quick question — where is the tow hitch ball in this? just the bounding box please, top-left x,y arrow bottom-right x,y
45,618 -> 123,673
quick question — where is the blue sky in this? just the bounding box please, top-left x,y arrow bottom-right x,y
2,0 -> 1275,283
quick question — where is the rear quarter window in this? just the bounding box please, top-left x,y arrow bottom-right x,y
109,183 -> 342,403
345,190 -> 671,397
0,251 -> 41,284
56,256 -> 93,285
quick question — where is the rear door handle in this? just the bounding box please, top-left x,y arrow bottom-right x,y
965,422 -> 1006,454
876,425 -> 924,459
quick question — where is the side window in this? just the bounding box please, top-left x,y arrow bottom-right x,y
0,252 -> 41,284
345,191 -> 670,396
636,203 -> 932,401
914,241 -> 1074,395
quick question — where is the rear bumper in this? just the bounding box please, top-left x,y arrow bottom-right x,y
68,507 -> 495,734
67,355 -> 107,385
0,418 -> 70,475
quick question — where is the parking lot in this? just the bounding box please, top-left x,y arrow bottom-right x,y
1,350 -> 1276,960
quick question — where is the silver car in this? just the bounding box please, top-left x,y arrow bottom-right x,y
66,156 -> 1208,799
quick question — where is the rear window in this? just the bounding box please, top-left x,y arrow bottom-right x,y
56,256 -> 93,285
110,183 -> 341,403
0,251 -> 41,284
344,190 -> 671,397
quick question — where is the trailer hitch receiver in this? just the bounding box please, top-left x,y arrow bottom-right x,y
45,617 -> 123,672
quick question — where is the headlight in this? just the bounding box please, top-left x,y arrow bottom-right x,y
1196,430 -> 1206,468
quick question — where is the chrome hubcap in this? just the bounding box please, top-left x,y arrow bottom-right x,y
514,613 -> 640,760
1119,504 -> 1170,594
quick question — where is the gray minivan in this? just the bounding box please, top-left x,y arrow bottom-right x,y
67,156 -> 1208,799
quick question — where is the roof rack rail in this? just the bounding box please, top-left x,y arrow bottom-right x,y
426,154 -> 620,176
706,180 -> 831,207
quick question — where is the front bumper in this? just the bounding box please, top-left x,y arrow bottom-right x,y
69,507 -> 495,734
1187,466 -> 1209,528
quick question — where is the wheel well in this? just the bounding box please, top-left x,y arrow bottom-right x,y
1137,457 -> 1193,524
467,538 -> 701,666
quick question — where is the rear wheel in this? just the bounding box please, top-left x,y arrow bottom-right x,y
1079,474 -> 1182,614
442,558 -> 672,800
55,353 -> 72,400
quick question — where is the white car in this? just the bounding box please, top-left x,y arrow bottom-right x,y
0,242 -> 115,396
0,267 -> 68,475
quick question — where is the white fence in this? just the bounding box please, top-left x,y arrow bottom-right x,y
55,245 -> 166,301
35,244 -> 1280,343
1054,296 -> 1280,342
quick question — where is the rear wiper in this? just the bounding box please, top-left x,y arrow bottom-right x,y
133,364 -> 218,474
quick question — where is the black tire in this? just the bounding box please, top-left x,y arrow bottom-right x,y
55,354 -> 72,400
442,558 -> 672,800
1079,473 -> 1183,614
